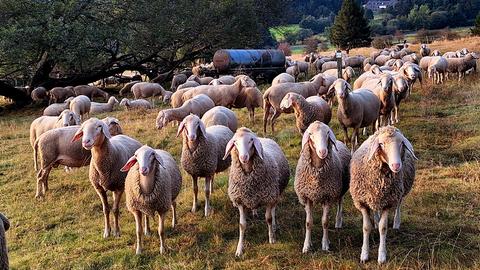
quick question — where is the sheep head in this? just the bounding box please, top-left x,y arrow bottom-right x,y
72,118 -> 111,150
119,98 -> 129,107
401,65 -> 418,81
367,126 -> 418,173
155,110 -> 172,130
378,74 -> 393,93
59,109 -> 80,126
121,145 -> 165,175
329,79 -> 351,99
223,127 -> 263,164
279,92 -> 301,110
163,91 -> 173,103
102,117 -> 123,136
302,121 -> 337,160
176,114 -> 206,143
108,96 -> 119,105
393,76 -> 408,94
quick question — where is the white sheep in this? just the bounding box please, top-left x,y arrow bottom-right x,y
43,97 -> 75,116
427,56 -> 448,84
201,106 -> 238,132
271,73 -> 295,85
119,98 -> 153,110
69,95 -> 91,121
90,96 -> 119,114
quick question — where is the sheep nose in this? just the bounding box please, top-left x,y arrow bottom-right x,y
187,134 -> 196,141
317,149 -> 328,159
140,167 -> 149,176
391,163 -> 401,172
239,154 -> 249,163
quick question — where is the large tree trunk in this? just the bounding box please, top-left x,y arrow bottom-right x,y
0,80 -> 31,106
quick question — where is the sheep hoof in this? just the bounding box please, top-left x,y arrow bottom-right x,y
204,206 -> 212,217
103,230 -> 110,238
302,244 -> 311,254
112,230 -> 121,237
160,246 -> 165,254
322,240 -> 330,251
360,251 -> 369,263
378,252 -> 387,264
191,205 -> 198,213
144,230 -> 151,237
136,248 -> 142,255
235,249 -> 243,257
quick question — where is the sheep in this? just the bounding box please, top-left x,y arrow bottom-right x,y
192,66 -> 203,76
177,80 -> 200,91
272,73 -> 295,85
374,55 -> 391,66
427,56 -> 448,84
295,122 -> 351,252
389,51 -> 402,59
419,44 -> 431,57
162,90 -> 173,103
232,86 -> 263,124
223,127 -> 289,257
33,118 -> 123,198
31,87 -> 48,102
350,126 -> 417,264
431,50 -> 441,56
201,106 -> 238,132
321,61 -> 344,73
399,63 -> 423,93
208,75 -> 236,86
0,213 -> 9,270
48,86 -> 75,104
170,73 -> 188,91
344,55 -> 365,68
353,70 -> 381,90
121,145 -> 182,255
177,115 -> 233,217
155,94 -> 215,130
90,96 -> 119,114
131,82 -> 167,101
419,56 -> 433,72
43,97 -> 75,116
187,75 -> 214,85
69,95 -> 91,121
323,67 -> 355,83
295,61 -> 309,79
330,79 -> 381,151
73,85 -> 109,101
360,73 -> 395,127
30,109 -> 80,150
119,81 -> 141,96
446,53 -> 479,81
170,87 -> 192,108
391,75 -> 409,124
181,76 -> 251,107
72,118 -> 142,237
120,98 -> 153,110
279,92 -> 331,134
286,65 -> 300,80
313,58 -> 326,73
392,59 -> 404,71
234,75 -> 256,87
263,74 -> 330,133
401,53 -> 418,64
443,51 -> 458,58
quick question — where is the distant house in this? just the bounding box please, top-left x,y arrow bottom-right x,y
363,0 -> 398,12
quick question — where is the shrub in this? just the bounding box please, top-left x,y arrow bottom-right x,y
371,36 -> 393,49
277,42 -> 292,56
303,37 -> 319,54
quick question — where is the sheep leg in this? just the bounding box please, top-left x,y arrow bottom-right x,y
270,110 -> 281,134
209,176 -> 214,194
95,187 -> 111,238
235,204 -> 247,257
204,175 -> 212,217
335,197 -> 344,229
342,126 -> 350,147
302,200 -> 313,253
191,176 -> 199,213
271,206 -> 277,231
321,204 -> 330,251
249,109 -> 255,125
265,204 -> 275,244
374,211 -> 380,229
36,167 -> 51,198
378,210 -> 389,264
360,207 -> 372,263
133,210 -> 143,255
144,215 -> 151,236
263,103 -> 271,133
393,199 -> 402,229
171,201 -> 177,228
158,212 -> 166,254
112,190 -> 123,237
351,128 -> 359,153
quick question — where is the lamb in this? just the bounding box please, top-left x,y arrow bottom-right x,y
48,86 -> 75,104
201,106 -> 238,132
72,118 -> 142,237
419,44 -> 431,57
69,95 -> 91,121
279,92 -> 331,134
330,79 -> 381,151
427,56 -> 448,84
131,82 -> 167,100
446,53 -> 479,81
391,75 -> 409,124
272,73 -> 295,85
208,75 -> 236,86
120,98 -> 153,110
323,67 -> 355,83
223,127 -> 289,256
73,85 -> 109,100
350,126 -> 417,264
401,53 -> 418,64
295,122 -> 351,252
360,73 -> 395,127
156,94 -> 215,130
121,145 -> 182,254
431,50 -> 441,56
171,73 -> 188,91
31,87 -> 48,102
187,75 -> 214,85
33,118 -> 123,198
43,97 -> 74,116
263,74 -> 330,133
119,81 -> 141,96
286,65 -> 299,80
90,96 -> 119,114
181,76 -> 251,107
232,86 -> 263,124
177,115 -> 233,217
0,213 -> 9,270
30,109 -> 81,150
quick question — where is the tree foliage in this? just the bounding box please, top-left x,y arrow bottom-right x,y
471,12 -> 480,36
329,0 -> 371,52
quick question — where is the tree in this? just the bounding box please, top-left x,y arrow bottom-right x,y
364,9 -> 374,20
329,0 -> 371,53
407,4 -> 431,30
471,12 -> 480,36
304,37 -> 319,54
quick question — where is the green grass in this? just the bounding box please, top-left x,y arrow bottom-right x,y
1,74 -> 480,269
269,24 -> 301,42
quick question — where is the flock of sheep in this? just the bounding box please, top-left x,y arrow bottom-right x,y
0,42 -> 477,269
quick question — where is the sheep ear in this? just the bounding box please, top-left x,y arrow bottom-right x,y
253,137 -> 264,160
328,131 -> 338,151
223,138 -> 235,160
346,82 -> 353,92
154,153 -> 166,169
101,122 -> 112,139
74,114 -> 81,125
120,156 -> 137,172
176,120 -> 186,137
400,135 -> 418,160
367,137 -> 380,161
301,131 -> 310,150
72,128 -> 83,142
198,121 -> 207,137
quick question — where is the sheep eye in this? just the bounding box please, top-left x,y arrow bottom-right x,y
379,143 -> 384,148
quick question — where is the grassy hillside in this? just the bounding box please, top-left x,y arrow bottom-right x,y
1,70 -> 480,268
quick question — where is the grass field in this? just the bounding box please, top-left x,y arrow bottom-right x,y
1,60 -> 480,269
